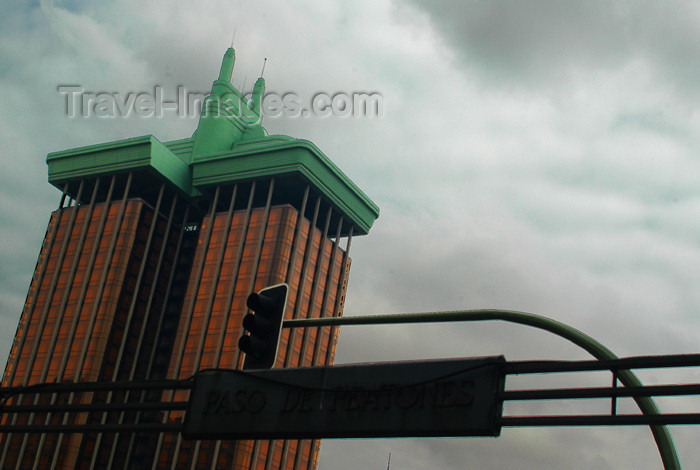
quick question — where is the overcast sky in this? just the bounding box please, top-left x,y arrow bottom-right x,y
2,1 -> 700,468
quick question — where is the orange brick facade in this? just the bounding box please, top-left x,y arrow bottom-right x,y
157,203 -> 349,469
1,177 -> 352,470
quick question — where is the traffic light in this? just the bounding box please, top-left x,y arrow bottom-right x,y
238,283 -> 288,369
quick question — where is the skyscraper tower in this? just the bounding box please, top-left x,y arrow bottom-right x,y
0,48 -> 379,469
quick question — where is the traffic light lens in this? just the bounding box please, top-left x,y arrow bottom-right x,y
238,335 -> 264,359
241,312 -> 273,335
246,292 -> 276,311
239,284 -> 288,370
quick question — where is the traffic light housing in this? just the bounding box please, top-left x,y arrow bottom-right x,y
238,283 -> 288,369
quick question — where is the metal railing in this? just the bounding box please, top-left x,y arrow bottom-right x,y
0,378 -> 192,434
0,309 -> 698,470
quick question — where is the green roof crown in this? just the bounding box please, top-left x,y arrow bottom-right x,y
192,47 -> 267,156
46,48 -> 379,235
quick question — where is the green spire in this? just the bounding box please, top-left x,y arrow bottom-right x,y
251,77 -> 265,117
218,47 -> 236,82
46,46 -> 379,235
250,58 -> 266,117
191,48 -> 266,157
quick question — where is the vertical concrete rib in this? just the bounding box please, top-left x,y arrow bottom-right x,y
228,181 -> 256,370
245,179 -> 275,294
312,216 -> 343,365
209,183 -> 256,469
191,185 -> 237,374
1,185 -> 68,387
283,195 -> 321,369
168,184 -> 219,380
48,176 -> 117,469
0,185 -> 67,469
276,186 -> 310,470
285,186 -> 310,288
219,180 -> 276,470
12,181 -> 84,470
21,180 -> 84,385
140,201 -> 188,381
289,196 -> 322,470
72,172 -> 133,382
58,172 -> 132,469
325,226 -> 353,365
27,177 -> 101,467
291,207 -> 333,470
88,182 -> 165,469
123,199 -> 187,468
211,184 -> 242,369
299,226 -> 354,470
188,185 -> 237,470
123,191 -> 179,380
247,180 -> 277,470
297,205 -> 332,367
164,185 -> 220,470
280,184 -> 309,369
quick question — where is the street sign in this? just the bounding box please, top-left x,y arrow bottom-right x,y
183,356 -> 505,440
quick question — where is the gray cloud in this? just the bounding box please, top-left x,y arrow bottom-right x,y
1,0 -> 699,468
405,0 -> 700,96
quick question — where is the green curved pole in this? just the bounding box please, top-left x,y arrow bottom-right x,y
285,309 -> 682,469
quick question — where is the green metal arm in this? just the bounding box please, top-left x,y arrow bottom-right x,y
285,309 -> 681,470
